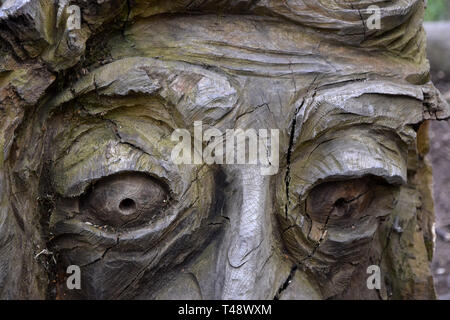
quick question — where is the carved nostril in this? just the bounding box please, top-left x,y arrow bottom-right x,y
119,198 -> 136,214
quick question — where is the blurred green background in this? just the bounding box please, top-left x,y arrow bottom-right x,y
425,0 -> 450,21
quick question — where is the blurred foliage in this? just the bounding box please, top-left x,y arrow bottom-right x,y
425,0 -> 450,21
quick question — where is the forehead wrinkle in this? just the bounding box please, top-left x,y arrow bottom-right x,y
111,14 -> 428,79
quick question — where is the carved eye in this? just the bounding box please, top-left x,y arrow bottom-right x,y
80,172 -> 169,228
305,176 -> 380,227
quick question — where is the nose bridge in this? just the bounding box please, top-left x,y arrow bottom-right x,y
221,165 -> 274,299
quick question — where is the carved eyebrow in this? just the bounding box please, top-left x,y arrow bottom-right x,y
44,58 -> 175,124
306,79 -> 423,122
46,57 -> 233,108
49,111 -> 180,198
287,79 -> 431,153
51,139 -> 173,198
284,80 -> 426,197
289,126 -> 407,200
44,56 -> 238,128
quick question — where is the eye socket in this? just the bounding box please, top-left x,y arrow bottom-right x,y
79,172 -> 169,228
305,176 -> 389,227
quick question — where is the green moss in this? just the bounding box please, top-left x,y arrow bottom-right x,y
425,0 -> 450,21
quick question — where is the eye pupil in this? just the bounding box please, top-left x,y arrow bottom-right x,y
334,198 -> 346,208
119,198 -> 137,214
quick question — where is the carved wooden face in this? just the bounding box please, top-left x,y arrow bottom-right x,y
1,0 -> 448,300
